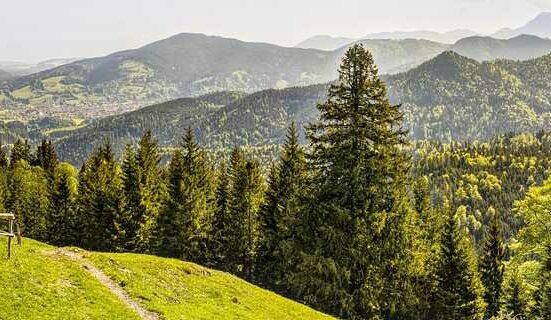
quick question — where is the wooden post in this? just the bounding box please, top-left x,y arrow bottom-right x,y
16,221 -> 21,245
7,218 -> 13,258
0,213 -> 18,259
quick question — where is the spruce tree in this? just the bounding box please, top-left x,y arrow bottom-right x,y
210,162 -> 231,267
225,147 -> 265,279
77,141 -> 125,251
48,163 -> 78,246
480,207 -> 505,319
34,139 -> 58,175
432,207 -> 485,320
121,144 -> 142,250
134,130 -> 165,250
0,142 -> 8,169
256,123 -> 307,289
505,276 -> 526,319
156,128 -> 213,262
289,44 -> 417,318
10,139 -> 32,167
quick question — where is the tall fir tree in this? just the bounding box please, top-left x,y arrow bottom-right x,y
505,275 -> 526,319
47,163 -> 78,246
156,128 -> 213,262
431,205 -> 485,320
121,144 -> 142,250
134,130 -> 165,250
289,44 -> 418,318
77,141 -> 125,251
34,139 -> 58,176
225,147 -> 265,279
0,142 -> 8,169
210,162 -> 231,267
480,207 -> 505,319
256,123 -> 307,289
10,139 -> 32,167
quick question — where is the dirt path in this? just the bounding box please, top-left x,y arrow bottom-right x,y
57,249 -> 159,320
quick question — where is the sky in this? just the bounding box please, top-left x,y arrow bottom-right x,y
0,0 -> 550,62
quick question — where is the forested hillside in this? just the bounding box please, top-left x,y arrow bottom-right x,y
451,35 -> 551,61
3,32 -> 551,121
0,35 -> 447,119
390,51 -> 551,140
3,44 -> 551,319
8,51 -> 545,165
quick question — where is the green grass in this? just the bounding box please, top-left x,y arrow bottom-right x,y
0,239 -> 139,320
0,239 -> 333,320
86,252 -> 333,320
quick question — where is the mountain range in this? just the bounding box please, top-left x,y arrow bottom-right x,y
0,35 -> 448,118
296,29 -> 479,50
297,12 -> 551,51
2,32 -> 551,121
493,12 -> 551,39
0,69 -> 13,81
0,58 -> 79,77
3,50 -> 547,164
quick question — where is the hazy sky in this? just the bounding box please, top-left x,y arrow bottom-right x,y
1,0 -> 550,62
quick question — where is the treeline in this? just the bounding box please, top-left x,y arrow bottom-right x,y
1,44 -> 551,319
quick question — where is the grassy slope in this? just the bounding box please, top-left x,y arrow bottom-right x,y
0,239 -> 139,320
87,252 -> 332,320
0,239 -> 333,320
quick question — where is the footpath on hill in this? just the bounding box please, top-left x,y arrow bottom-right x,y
56,249 -> 159,320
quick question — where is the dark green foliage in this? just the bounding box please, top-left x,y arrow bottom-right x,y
10,139 -> 32,167
390,52 -> 551,141
34,139 -> 58,175
121,131 -> 165,252
222,148 -> 265,279
47,163 -> 78,246
289,44 -> 417,319
431,207 -> 484,320
209,162 -> 231,267
0,142 -> 8,169
480,207 -> 505,319
256,123 -> 307,289
156,129 -> 213,262
505,276 -> 527,319
7,161 -> 50,240
77,142 -> 125,251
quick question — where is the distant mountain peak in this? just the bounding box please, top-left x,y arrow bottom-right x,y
493,12 -> 551,39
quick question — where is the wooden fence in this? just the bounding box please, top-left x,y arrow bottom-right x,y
0,213 -> 21,258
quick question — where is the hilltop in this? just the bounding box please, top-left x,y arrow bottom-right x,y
451,34 -> 551,61
0,238 -> 333,320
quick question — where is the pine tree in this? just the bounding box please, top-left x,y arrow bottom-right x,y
431,207 -> 485,320
505,276 -> 526,319
156,128 -> 213,262
77,141 -> 125,251
210,162 -> 231,267
48,163 -> 78,246
121,144 -> 142,250
10,139 -> 32,167
0,142 -> 8,169
225,147 -> 265,279
34,139 -> 58,175
134,130 -> 165,250
256,123 -> 307,288
480,207 -> 505,319
289,44 -> 417,318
